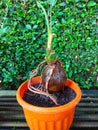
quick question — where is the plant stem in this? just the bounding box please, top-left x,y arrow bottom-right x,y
28,85 -> 59,105
36,0 -> 56,63
36,1 -> 50,38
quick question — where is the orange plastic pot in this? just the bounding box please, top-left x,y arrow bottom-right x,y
16,76 -> 82,130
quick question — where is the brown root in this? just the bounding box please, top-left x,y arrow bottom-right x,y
28,61 -> 46,89
30,61 -> 46,78
28,60 -> 59,105
28,84 -> 59,105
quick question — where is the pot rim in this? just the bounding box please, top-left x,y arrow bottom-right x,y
16,76 -> 82,113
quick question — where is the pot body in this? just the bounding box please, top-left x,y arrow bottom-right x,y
16,76 -> 82,130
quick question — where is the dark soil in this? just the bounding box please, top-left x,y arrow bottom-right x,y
23,84 -> 76,107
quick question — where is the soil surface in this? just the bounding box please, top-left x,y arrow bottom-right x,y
23,84 -> 76,107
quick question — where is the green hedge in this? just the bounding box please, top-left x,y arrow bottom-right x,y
0,0 -> 98,89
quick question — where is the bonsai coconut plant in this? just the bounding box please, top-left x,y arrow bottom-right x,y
16,0 -> 82,130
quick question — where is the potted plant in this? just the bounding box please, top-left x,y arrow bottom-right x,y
16,1 -> 82,130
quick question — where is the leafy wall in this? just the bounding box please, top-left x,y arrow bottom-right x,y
0,0 -> 98,89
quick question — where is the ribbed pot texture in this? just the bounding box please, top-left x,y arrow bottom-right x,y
16,76 -> 82,130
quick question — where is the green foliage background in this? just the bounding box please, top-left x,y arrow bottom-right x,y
0,0 -> 98,89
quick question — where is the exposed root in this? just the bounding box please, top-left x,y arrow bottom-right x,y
28,61 -> 46,89
28,84 -> 59,105
30,60 -> 46,78
28,60 -> 59,106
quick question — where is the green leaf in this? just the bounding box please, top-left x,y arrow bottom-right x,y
26,24 -> 32,30
33,25 -> 38,29
60,2 -> 66,6
87,1 -> 96,7
51,0 -> 57,7
94,82 -> 98,87
0,27 -> 9,34
69,71 -> 72,77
